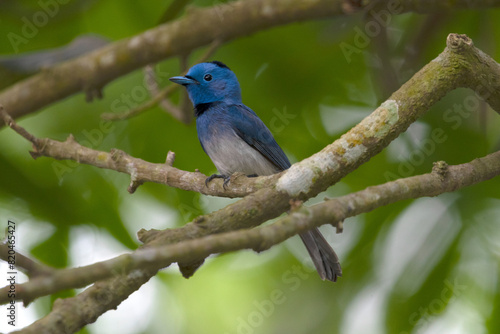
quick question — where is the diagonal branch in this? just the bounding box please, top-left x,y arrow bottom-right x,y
9,268 -> 159,334
1,0 -> 500,127
101,39 -> 223,122
2,151 -> 500,306
0,244 -> 54,278
137,34 -> 500,249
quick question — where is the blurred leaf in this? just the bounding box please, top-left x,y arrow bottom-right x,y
386,234 -> 460,333
31,225 -> 69,268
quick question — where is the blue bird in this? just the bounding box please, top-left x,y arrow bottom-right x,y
170,61 -> 342,282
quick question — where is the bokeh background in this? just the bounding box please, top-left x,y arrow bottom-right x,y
1,1 -> 500,333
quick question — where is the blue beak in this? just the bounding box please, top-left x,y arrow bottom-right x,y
169,75 -> 199,86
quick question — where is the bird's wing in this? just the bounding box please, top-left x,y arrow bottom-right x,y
227,104 -> 291,171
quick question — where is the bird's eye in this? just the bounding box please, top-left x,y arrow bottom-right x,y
204,74 -> 213,81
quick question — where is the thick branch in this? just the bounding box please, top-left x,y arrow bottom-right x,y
10,268 -> 158,334
0,0 -> 346,126
139,34 -> 500,247
3,152 -> 500,306
1,0 -> 500,126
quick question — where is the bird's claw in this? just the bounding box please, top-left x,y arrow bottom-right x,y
205,174 -> 231,189
222,177 -> 231,189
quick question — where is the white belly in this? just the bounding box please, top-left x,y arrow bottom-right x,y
203,131 -> 280,176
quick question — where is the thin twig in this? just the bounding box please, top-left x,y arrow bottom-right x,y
365,6 -> 400,100
176,53 -> 193,123
0,106 -> 39,145
0,244 -> 54,278
400,13 -> 450,73
101,39 -> 222,121
143,65 -> 185,121
1,106 -> 265,196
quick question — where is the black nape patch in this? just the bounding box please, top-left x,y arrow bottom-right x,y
209,60 -> 230,70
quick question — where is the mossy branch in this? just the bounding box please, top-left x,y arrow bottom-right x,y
2,151 -> 499,308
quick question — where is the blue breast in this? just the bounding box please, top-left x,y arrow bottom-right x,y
196,102 -> 290,176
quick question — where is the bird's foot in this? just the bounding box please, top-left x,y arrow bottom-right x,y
205,174 -> 231,189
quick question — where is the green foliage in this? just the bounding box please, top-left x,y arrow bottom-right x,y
0,2 -> 500,333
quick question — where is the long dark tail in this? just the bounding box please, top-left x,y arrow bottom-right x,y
299,228 -> 342,282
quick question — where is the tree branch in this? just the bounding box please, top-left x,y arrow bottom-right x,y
3,151 -> 500,307
134,34 -> 500,252
100,39 -> 222,122
0,0 -> 346,127
0,106 -> 268,197
1,0 -> 499,127
0,244 -> 54,278
10,268 -> 158,334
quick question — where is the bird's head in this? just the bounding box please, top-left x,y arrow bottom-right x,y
169,61 -> 242,106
